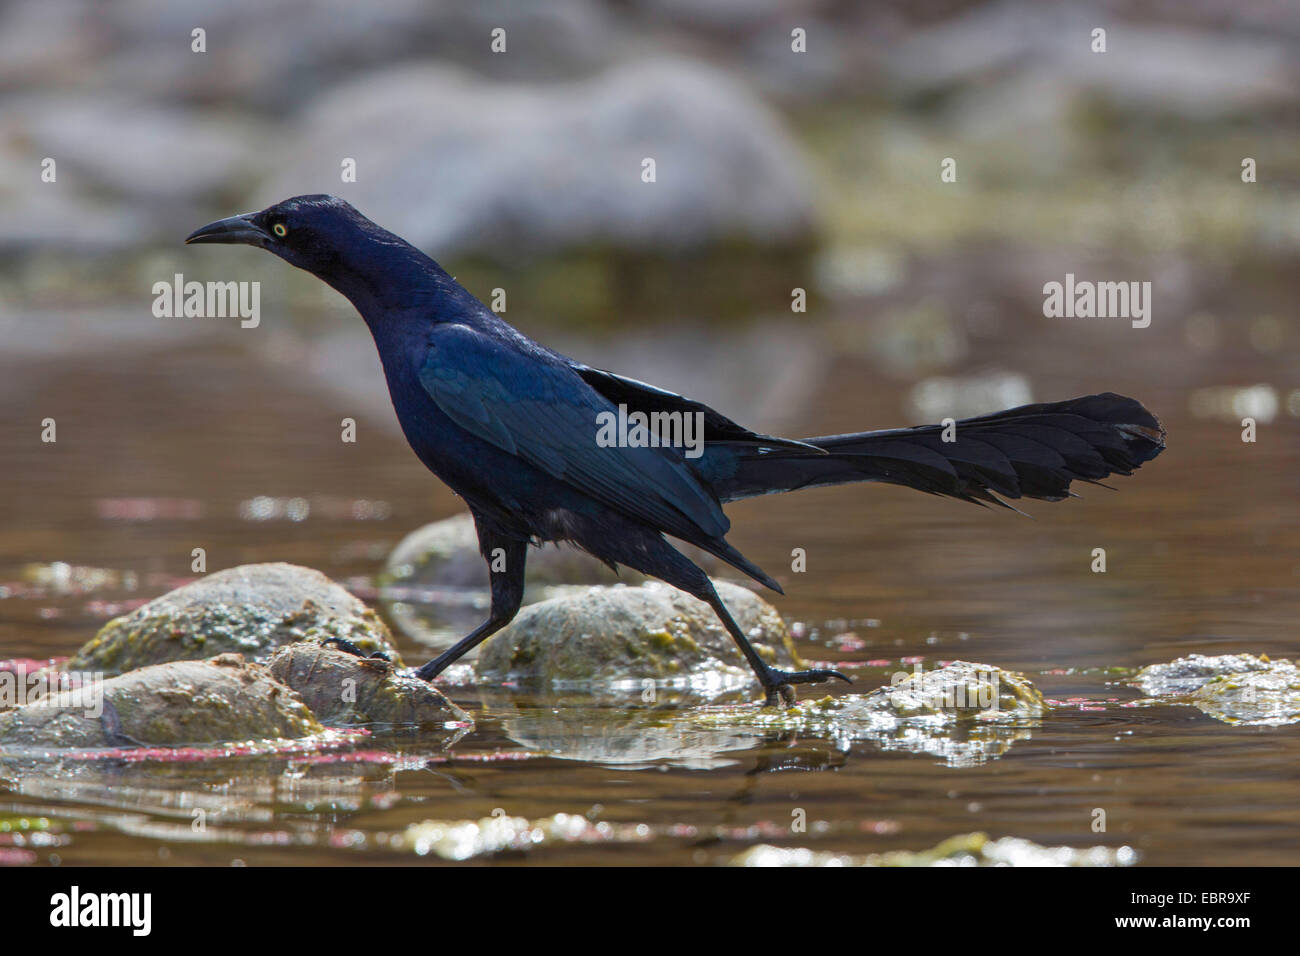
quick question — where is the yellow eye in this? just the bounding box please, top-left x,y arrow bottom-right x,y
272,223 -> 288,237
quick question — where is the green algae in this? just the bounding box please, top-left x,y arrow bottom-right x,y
1130,653 -> 1300,726
689,661 -> 1044,766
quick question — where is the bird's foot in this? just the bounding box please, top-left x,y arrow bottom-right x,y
320,637 -> 391,662
761,667 -> 852,707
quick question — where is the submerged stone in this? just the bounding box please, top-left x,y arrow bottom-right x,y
268,643 -> 470,731
730,832 -> 1137,867
63,563 -> 401,676
474,580 -> 796,685
1130,653 -> 1300,726
690,661 -> 1044,766
0,654 -> 322,748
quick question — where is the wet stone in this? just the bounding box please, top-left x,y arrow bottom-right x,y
690,661 -> 1045,766
62,563 -> 401,677
1131,653 -> 1300,726
379,514 -> 649,654
268,643 -> 470,731
474,580 -> 796,686
0,654 -> 322,749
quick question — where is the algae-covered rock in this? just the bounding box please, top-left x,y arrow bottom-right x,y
691,661 -> 1044,766
1189,666 -> 1300,726
268,643 -> 470,731
1130,653 -> 1276,696
63,563 -> 401,676
474,581 -> 796,685
0,654 -> 322,748
1130,653 -> 1300,726
730,833 -> 1137,867
869,660 -> 1044,719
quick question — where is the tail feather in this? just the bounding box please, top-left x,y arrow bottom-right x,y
711,393 -> 1165,506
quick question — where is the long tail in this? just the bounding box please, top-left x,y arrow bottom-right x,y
710,393 -> 1166,509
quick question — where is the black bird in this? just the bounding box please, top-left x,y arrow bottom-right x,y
187,195 -> 1165,704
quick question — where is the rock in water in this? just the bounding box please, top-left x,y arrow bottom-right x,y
0,655 -> 322,748
269,643 -> 470,730
689,661 -> 1045,766
63,563 -> 401,676
1130,653 -> 1300,726
380,513 -> 647,652
475,581 -> 796,686
381,514 -> 721,654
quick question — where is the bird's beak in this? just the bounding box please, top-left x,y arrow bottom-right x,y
184,213 -> 269,246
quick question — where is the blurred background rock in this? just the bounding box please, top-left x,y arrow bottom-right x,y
3,1 -> 1296,390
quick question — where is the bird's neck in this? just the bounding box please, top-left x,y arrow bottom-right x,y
318,241 -> 478,329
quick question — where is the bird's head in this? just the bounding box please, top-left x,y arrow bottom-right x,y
185,194 -> 390,277
187,194 -> 460,319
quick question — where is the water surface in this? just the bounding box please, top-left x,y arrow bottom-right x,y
1,298 -> 1296,866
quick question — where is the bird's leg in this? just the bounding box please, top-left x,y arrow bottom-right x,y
413,533 -> 527,683
702,589 -> 851,706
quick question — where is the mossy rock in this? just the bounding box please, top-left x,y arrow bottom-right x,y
474,580 -> 796,685
0,654 -> 322,748
864,659 -> 1044,719
268,643 -> 470,730
1129,653 -> 1277,696
690,661 -> 1044,766
63,563 -> 401,677
1131,653 -> 1300,726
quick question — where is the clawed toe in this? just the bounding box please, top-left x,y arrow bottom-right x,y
321,637 -> 388,661
772,667 -> 852,686
761,667 -> 852,706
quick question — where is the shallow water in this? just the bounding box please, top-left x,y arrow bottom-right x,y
1,297 -> 1297,866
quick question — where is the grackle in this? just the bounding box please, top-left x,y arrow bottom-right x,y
187,196 -> 1165,704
